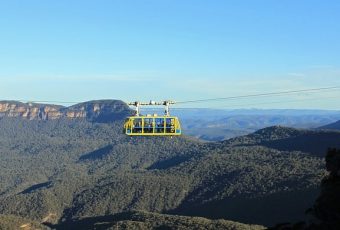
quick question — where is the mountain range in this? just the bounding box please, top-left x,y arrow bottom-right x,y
2,100 -> 340,141
174,108 -> 340,141
0,100 -> 339,229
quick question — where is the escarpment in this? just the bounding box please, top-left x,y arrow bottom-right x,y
0,100 -> 132,122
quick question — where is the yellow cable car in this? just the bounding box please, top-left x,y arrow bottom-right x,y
124,101 -> 182,136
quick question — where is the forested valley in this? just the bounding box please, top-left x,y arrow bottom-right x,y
0,101 -> 340,229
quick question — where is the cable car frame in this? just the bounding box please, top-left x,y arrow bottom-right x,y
124,100 -> 182,136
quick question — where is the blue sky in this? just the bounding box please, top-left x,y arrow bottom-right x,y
0,0 -> 340,109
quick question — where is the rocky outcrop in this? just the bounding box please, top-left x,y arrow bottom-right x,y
0,100 -> 132,122
67,100 -> 133,122
0,101 -> 63,120
309,148 -> 340,228
271,148 -> 340,230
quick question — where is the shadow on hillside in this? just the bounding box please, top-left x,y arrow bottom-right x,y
46,212 -> 130,230
78,145 -> 114,161
147,154 -> 194,170
168,187 -> 320,227
20,181 -> 52,194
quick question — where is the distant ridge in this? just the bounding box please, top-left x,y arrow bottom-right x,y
224,125 -> 340,157
0,100 -> 132,122
319,120 -> 340,130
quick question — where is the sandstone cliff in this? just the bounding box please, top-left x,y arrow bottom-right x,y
0,100 -> 132,122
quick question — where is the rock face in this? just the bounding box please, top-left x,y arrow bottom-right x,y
0,100 -> 132,122
0,101 -> 63,120
310,148 -> 340,228
272,149 -> 340,230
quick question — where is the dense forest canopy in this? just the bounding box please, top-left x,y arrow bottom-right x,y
1,114 -> 339,229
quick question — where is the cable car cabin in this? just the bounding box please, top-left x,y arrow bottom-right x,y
124,116 -> 181,136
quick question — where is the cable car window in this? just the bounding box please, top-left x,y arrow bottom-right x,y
155,118 -> 164,133
166,118 -> 175,133
143,118 -> 154,133
132,118 -> 142,133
